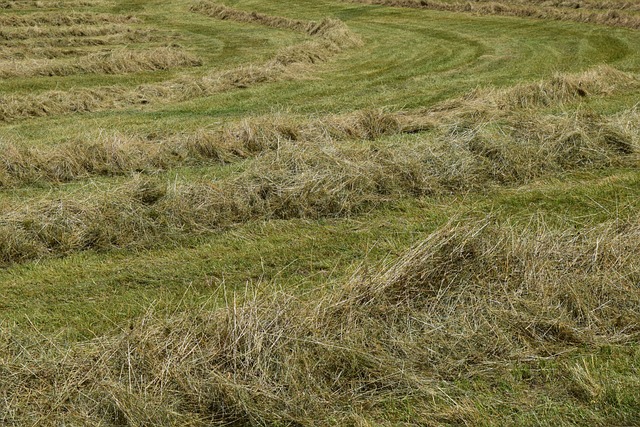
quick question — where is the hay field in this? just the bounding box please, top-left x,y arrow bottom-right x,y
0,0 -> 639,425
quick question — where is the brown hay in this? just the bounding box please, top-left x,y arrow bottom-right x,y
1,215 -> 638,424
0,47 -> 202,78
4,89 -> 633,190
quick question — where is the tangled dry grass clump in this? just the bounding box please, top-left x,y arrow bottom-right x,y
347,0 -> 640,30
1,215 -> 639,425
0,47 -> 202,78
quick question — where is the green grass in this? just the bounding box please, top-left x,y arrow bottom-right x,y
1,0 -> 639,425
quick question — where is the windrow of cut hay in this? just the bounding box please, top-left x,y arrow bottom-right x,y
0,24 -> 145,42
0,3 -> 361,122
472,0 -> 640,12
0,12 -> 137,26
0,0 -> 106,8
0,103 -> 637,264
0,110 -> 412,187
0,46 -> 102,60
436,65 -> 637,111
0,47 -> 201,78
1,215 -> 639,425
190,1 -> 362,46
0,66 -> 634,188
347,0 -> 640,30
0,29 -> 168,48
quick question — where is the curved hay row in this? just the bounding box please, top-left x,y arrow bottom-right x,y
0,47 -> 202,78
0,2 -> 362,123
1,214 -> 639,425
347,0 -> 640,31
472,0 -> 640,12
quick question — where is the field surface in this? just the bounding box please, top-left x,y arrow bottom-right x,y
1,0 -> 639,425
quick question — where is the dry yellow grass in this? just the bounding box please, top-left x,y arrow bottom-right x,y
0,1 -> 639,425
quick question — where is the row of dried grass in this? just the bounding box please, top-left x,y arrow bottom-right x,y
0,4 -> 361,122
0,66 -> 633,188
0,103 -> 636,264
0,46 -> 202,78
0,45 -> 102,60
2,213 -> 638,425
0,11 -> 137,26
348,0 -> 640,30
428,65 -> 637,117
0,0 -> 105,8
474,0 -> 640,12
0,23 -> 143,42
0,109 -> 416,188
190,1 -> 363,47
0,29 -> 168,49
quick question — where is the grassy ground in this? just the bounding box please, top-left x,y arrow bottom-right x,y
1,0 -> 639,425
